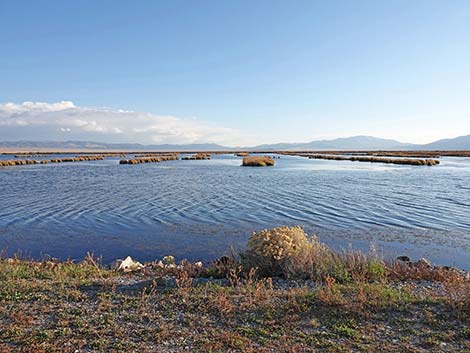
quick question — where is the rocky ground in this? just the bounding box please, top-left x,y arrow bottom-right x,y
0,255 -> 469,353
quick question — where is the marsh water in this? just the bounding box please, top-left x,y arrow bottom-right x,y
0,154 -> 469,268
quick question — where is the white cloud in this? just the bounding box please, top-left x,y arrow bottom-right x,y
0,101 -> 252,146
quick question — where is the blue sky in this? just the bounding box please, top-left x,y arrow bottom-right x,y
1,0 -> 469,146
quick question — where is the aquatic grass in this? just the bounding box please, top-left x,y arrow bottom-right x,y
119,154 -> 178,164
235,152 -> 249,157
181,153 -> 211,160
308,154 -> 440,166
241,156 -> 275,167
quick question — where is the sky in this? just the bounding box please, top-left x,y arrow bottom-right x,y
1,0 -> 470,146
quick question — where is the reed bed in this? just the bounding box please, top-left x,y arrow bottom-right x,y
1,155 -> 108,168
0,159 -> 38,167
49,155 -> 105,163
119,155 -> 179,164
134,153 -> 173,158
279,150 -> 470,158
14,154 -> 43,158
182,153 -> 211,160
308,154 -> 440,166
242,156 -> 275,167
235,152 -> 249,157
369,152 -> 441,158
367,151 -> 470,158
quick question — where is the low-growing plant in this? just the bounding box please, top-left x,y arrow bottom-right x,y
243,226 -> 313,276
242,226 -> 391,282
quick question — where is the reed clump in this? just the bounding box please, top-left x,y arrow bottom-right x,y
182,153 -> 211,160
241,156 -> 275,167
309,154 -> 439,166
119,155 -> 178,164
49,155 -> 105,163
0,159 -> 38,167
241,226 -> 467,285
235,152 -> 249,157
14,154 -> 42,158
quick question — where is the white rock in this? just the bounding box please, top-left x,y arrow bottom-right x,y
116,256 -> 144,272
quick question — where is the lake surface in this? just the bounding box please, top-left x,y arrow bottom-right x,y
1,154 -> 469,268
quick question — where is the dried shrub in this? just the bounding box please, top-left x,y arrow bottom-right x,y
242,226 -> 388,282
243,226 -> 312,276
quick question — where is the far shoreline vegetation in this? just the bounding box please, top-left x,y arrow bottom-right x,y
0,226 -> 468,352
2,149 -> 470,168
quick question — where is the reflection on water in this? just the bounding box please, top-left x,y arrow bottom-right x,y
0,154 -> 469,268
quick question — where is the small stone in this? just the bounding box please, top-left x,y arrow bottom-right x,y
396,256 -> 411,262
195,261 -> 203,268
416,258 -> 431,267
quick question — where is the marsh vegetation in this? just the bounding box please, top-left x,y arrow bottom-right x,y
308,154 -> 440,166
181,153 -> 211,160
0,226 -> 468,352
119,155 -> 179,164
242,156 -> 275,167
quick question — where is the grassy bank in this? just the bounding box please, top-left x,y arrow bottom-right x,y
0,227 -> 469,352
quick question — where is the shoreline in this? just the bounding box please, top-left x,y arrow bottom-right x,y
2,148 -> 470,155
1,232 -> 469,352
1,225 -> 469,270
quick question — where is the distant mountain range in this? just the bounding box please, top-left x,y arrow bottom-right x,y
1,135 -> 470,151
252,136 -> 415,151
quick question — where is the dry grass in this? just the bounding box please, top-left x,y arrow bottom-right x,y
181,153 -> 211,160
0,228 -> 469,351
0,155 -> 107,167
242,226 -> 388,282
308,154 -> 440,166
279,150 -> 470,158
0,251 -> 468,352
242,156 -> 275,167
119,155 -> 178,164
0,159 -> 38,167
241,226 -> 468,288
49,155 -> 105,163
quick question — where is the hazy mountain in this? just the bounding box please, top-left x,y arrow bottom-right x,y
254,136 -> 415,151
1,135 -> 469,151
0,140 -> 228,151
420,135 -> 470,150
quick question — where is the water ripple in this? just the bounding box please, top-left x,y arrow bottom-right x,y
1,154 -> 469,266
